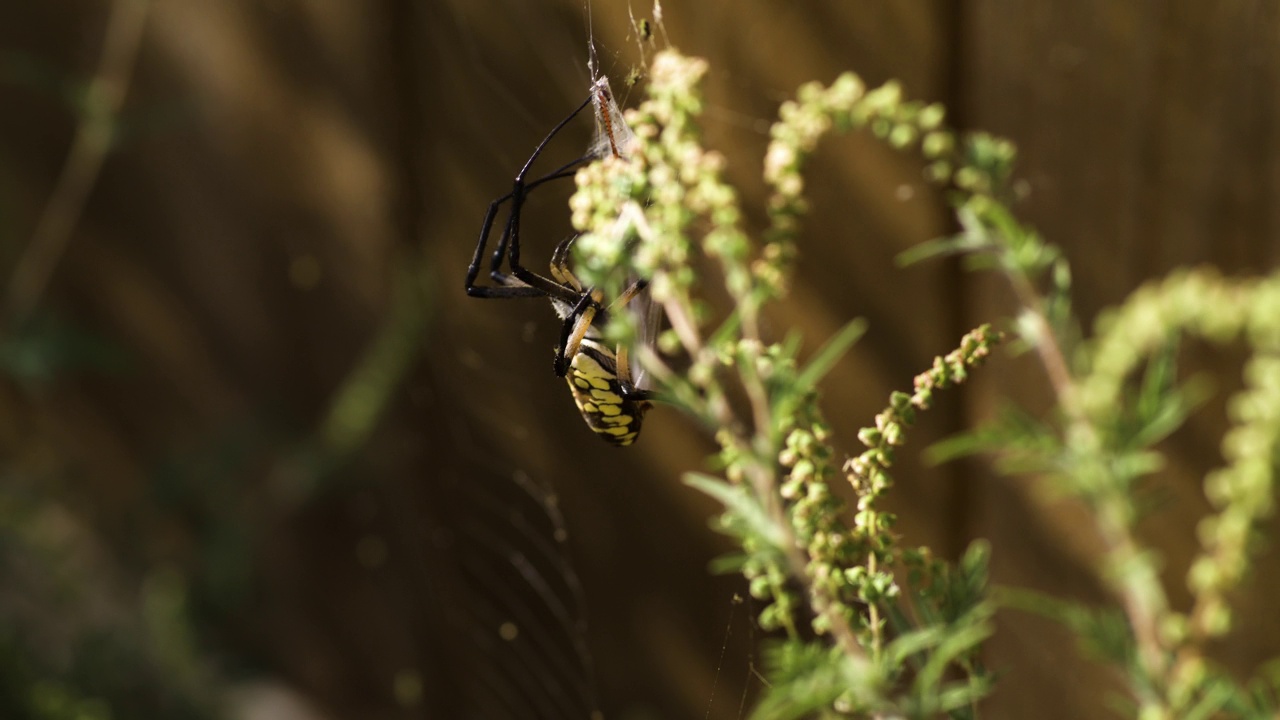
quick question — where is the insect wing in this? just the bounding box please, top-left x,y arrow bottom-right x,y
626,287 -> 660,393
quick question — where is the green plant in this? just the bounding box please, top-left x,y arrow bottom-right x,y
571,47 -> 1280,718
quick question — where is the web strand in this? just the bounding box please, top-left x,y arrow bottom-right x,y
584,0 -> 599,80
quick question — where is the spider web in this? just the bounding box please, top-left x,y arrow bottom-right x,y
433,1 -> 765,715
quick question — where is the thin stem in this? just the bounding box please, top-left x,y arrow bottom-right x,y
6,0 -> 150,323
1005,269 -> 1075,410
866,551 -> 883,659
739,314 -> 775,445
1003,260 -> 1169,685
1096,498 -> 1167,686
662,294 -> 703,356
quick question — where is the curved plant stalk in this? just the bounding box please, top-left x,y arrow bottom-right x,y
574,45 -> 1280,718
572,49 -> 1002,717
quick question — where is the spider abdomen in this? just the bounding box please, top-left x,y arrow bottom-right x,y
566,344 -> 650,446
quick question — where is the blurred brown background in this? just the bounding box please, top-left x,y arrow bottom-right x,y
0,1 -> 1277,718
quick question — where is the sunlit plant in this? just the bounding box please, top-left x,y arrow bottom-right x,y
571,47 -> 1280,718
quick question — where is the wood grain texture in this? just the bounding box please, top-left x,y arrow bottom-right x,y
1,0 -> 1277,717
963,1 -> 1280,716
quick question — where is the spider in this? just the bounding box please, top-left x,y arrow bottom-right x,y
465,76 -> 656,446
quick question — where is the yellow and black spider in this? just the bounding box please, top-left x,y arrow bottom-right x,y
465,77 -> 655,446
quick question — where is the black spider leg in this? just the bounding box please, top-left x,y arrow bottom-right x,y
465,163 -> 585,300
465,92 -> 597,303
489,160 -> 586,300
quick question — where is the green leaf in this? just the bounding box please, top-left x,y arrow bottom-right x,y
1182,678 -> 1237,720
1109,450 -> 1165,485
752,641 -> 878,720
781,328 -> 804,362
997,587 -> 1133,666
925,403 -> 1060,471
924,431 -> 992,465
708,553 -> 747,574
1129,374 -> 1212,449
959,540 -> 990,580
901,202 -> 1011,270
915,616 -> 993,696
1112,337 -> 1212,451
896,235 -> 967,267
1241,659 -> 1280,715
885,625 -> 946,669
1135,337 -> 1179,422
883,600 -> 929,648
944,541 -> 992,617
977,202 -> 1029,255
934,674 -> 996,715
708,308 -> 743,350
795,318 -> 868,393
684,473 -> 788,550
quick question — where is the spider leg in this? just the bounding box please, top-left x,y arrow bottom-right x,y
465,191 -> 544,298
466,163 -> 585,299
554,290 -> 601,377
549,234 -> 584,291
465,90 -> 596,301
612,277 -> 650,307
485,161 -> 582,280
613,344 -> 657,402
502,170 -> 595,305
